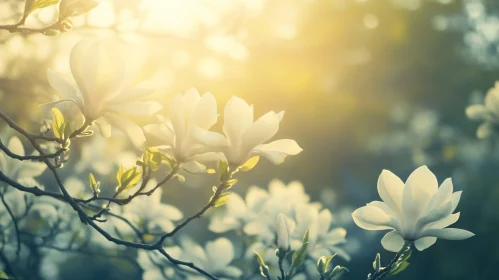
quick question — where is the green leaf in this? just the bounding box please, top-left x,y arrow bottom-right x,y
143,147 -> 162,171
292,229 -> 309,268
373,253 -> 381,272
89,173 -> 100,194
116,165 -> 142,193
116,165 -> 125,187
389,261 -> 410,276
0,270 -> 8,279
255,251 -> 266,266
331,266 -> 349,278
219,160 -> 229,181
214,194 -> 230,207
224,179 -> 238,189
323,254 -> 336,273
239,156 -> 260,172
51,108 -> 65,139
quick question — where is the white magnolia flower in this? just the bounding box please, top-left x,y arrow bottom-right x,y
0,136 -> 46,181
352,166 -> 474,252
200,96 -> 302,167
144,88 -> 220,173
466,82 -> 499,139
122,187 -> 183,233
42,40 -> 162,147
277,213 -> 290,251
178,237 -> 242,279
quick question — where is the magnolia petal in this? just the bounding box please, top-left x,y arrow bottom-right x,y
107,101 -> 162,117
477,122 -> 494,139
8,137 -> 25,156
179,238 -> 207,263
224,266 -> 243,278
324,227 -> 347,245
47,69 -> 81,102
95,117 -> 112,138
18,161 -> 46,178
377,170 -> 404,216
352,205 -> 395,231
194,92 -> 218,130
485,84 -> 499,114
245,187 -> 268,211
451,191 -> 462,213
192,127 -> 228,148
381,230 -> 405,252
70,40 -> 94,95
414,237 -> 437,251
465,104 -> 489,120
82,41 -> 126,103
244,220 -> 270,236
189,152 -> 223,163
105,114 -> 146,147
225,193 -> 248,217
426,212 -> 460,230
417,201 -> 453,229
169,93 -> 186,138
223,96 -> 254,147
428,178 -> 453,210
161,204 -> 183,221
424,228 -> 475,240
208,216 -> 240,233
181,161 -> 206,173
405,165 -> 439,202
403,166 -> 438,227
144,123 -> 174,147
242,111 -> 280,154
109,87 -> 155,103
205,238 -> 234,270
252,139 -> 302,164
367,201 -> 397,218
277,111 -> 285,122
318,209 -> 333,234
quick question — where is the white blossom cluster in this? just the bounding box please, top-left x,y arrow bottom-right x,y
209,180 -> 348,279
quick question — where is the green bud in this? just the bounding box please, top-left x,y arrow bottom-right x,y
373,253 -> 381,272
331,265 -> 349,278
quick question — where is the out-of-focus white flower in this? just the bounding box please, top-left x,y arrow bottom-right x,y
466,82 -> 499,139
209,180 -> 347,279
178,237 -> 242,279
137,247 -> 182,279
42,40 -> 162,147
144,88 -> 220,173
122,186 -> 183,233
199,96 -> 302,167
276,213 -> 290,251
0,136 -> 46,180
75,136 -> 137,175
352,165 -> 474,252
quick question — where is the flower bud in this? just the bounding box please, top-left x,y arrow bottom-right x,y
276,213 -> 290,252
317,257 -> 326,277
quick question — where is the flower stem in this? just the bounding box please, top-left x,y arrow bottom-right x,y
368,242 -> 412,280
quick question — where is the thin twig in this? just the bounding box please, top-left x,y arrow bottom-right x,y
0,194 -> 21,256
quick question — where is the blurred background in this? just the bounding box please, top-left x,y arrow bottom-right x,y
1,0 -> 498,279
